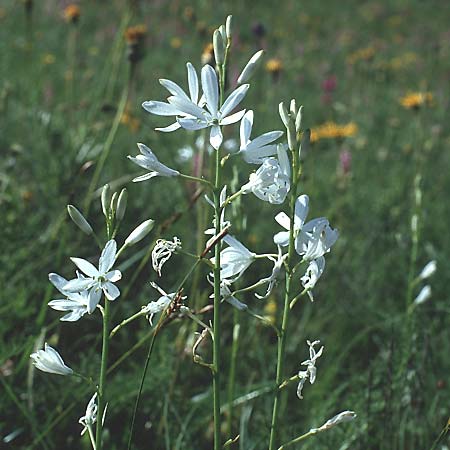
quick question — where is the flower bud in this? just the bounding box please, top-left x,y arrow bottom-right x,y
101,184 -> 111,218
67,205 -> 93,235
287,122 -> 297,151
116,188 -> 128,222
125,219 -> 155,246
219,24 -> 227,43
418,260 -> 436,280
110,191 -> 118,215
213,29 -> 225,65
278,102 -> 291,128
226,15 -> 232,39
295,105 -> 303,132
237,50 -> 264,84
290,99 -> 297,116
414,285 -> 431,305
299,128 -> 310,160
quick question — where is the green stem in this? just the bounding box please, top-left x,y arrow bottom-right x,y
179,172 -> 213,188
278,430 -> 314,449
95,298 -> 110,450
110,309 -> 145,338
226,308 -> 240,437
269,134 -> 299,450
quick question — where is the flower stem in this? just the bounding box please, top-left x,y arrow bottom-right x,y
269,132 -> 299,450
95,297 -> 110,450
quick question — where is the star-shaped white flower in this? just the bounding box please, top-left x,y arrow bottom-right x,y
30,343 -> 73,376
64,240 -> 122,313
128,143 -> 180,182
238,110 -> 283,164
48,272 -> 90,321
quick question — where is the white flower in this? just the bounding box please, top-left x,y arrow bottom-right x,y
174,65 -> 249,150
241,144 -> 290,204
414,285 -> 432,305
297,340 -> 324,399
125,219 -> 155,246
204,186 -> 230,240
418,260 -> 437,280
274,195 -> 338,261
238,110 -> 283,164
128,143 -> 179,182
152,237 -> 181,276
30,343 -> 73,376
310,411 -> 357,434
237,50 -> 265,84
210,279 -> 248,310
300,256 -> 326,298
255,246 -> 287,299
79,393 -> 98,435
64,240 -> 122,313
48,273 -> 90,321
142,62 -> 202,133
215,235 -> 256,282
144,282 -> 179,324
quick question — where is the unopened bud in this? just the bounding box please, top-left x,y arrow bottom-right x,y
414,285 -> 431,305
287,122 -> 297,151
125,219 -> 155,246
101,184 -> 111,218
213,29 -> 225,65
237,50 -> 264,84
418,260 -> 436,280
295,105 -> 303,132
110,191 -> 118,215
67,205 -> 93,235
278,102 -> 291,128
299,128 -> 310,160
289,99 -> 297,116
116,188 -> 128,222
225,15 -> 232,40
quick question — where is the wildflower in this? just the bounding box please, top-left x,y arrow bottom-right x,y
64,240 -> 122,313
124,24 -> 147,45
238,110 -> 283,164
144,282 -> 180,324
48,273 -> 90,321
255,246 -> 287,299
418,260 -> 437,280
216,235 -> 256,282
142,62 -> 201,133
152,237 -> 181,276
309,411 -> 357,434
210,279 -> 248,310
128,143 -> 179,181
201,43 -> 215,65
265,58 -> 283,81
414,285 -> 431,305
399,92 -> 433,110
67,205 -> 93,235
297,340 -> 324,399
30,343 -> 73,376
63,4 -> 80,24
300,256 -> 325,293
125,219 -> 155,246
79,393 -> 98,435
310,121 -> 358,143
237,50 -> 265,84
242,144 -> 290,204
174,65 -> 249,150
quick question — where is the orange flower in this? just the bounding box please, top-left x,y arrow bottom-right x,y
265,58 -> 283,74
201,43 -> 214,65
124,24 -> 147,45
399,92 -> 433,109
63,4 -> 80,24
310,121 -> 358,143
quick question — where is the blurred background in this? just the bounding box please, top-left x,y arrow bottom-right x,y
1,0 -> 449,449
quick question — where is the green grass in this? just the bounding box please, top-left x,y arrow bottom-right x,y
1,0 -> 449,449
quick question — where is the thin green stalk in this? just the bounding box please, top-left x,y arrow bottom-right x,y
95,298 -> 110,450
226,308 -> 240,437
269,140 -> 299,450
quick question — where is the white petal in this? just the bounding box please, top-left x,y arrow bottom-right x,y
142,101 -> 181,116
210,125 -> 223,150
155,122 -> 181,132
186,62 -> 199,103
168,96 -> 206,119
99,240 -> 117,274
88,288 -> 102,314
273,231 -> 290,246
294,195 -> 309,229
240,110 -> 253,148
275,212 -> 291,230
159,79 -> 189,100
70,257 -> 99,277
201,65 -> 219,117
103,282 -> 120,301
106,270 -> 122,282
249,130 -> 284,150
220,109 -> 246,125
49,273 -> 69,294
64,277 -> 94,292
177,117 -> 209,131
220,84 -> 249,118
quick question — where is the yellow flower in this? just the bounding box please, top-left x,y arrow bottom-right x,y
63,4 -> 80,24
263,299 -> 277,324
265,58 -> 283,74
310,121 -> 358,143
124,24 -> 147,45
42,53 -> 56,65
399,92 -> 433,109
170,37 -> 182,49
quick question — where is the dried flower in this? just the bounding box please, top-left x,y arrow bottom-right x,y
152,237 -> 181,276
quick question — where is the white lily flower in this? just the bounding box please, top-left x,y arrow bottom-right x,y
30,343 -> 73,376
274,195 -> 338,260
214,235 -> 256,282
48,273 -> 90,321
414,285 -> 432,305
144,282 -> 181,324
128,143 -> 179,182
309,411 -> 357,434
152,237 -> 181,276
238,110 -> 283,164
174,65 -> 249,149
418,260 -> 436,280
79,393 -> 98,435
63,240 -> 122,313
142,62 -> 202,132
301,256 -> 326,294
297,340 -> 324,399
255,246 -> 287,299
241,145 -> 290,204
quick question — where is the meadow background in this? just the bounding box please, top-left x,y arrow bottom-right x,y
1,0 -> 449,449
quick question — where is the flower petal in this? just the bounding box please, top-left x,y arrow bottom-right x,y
201,65 -> 219,117
219,109 -> 246,125
240,110 -> 253,148
70,257 -> 99,277
167,96 -> 206,120
186,62 -> 199,103
106,270 -> 122,282
155,122 -> 181,132
294,195 -> 309,229
177,117 -> 209,130
142,101 -> 181,116
48,273 -> 69,294
88,288 -> 102,314
103,282 -> 120,301
210,125 -> 223,150
220,84 -> 249,118
99,240 -> 117,274
64,277 -> 94,292
275,212 -> 291,230
159,79 -> 189,100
